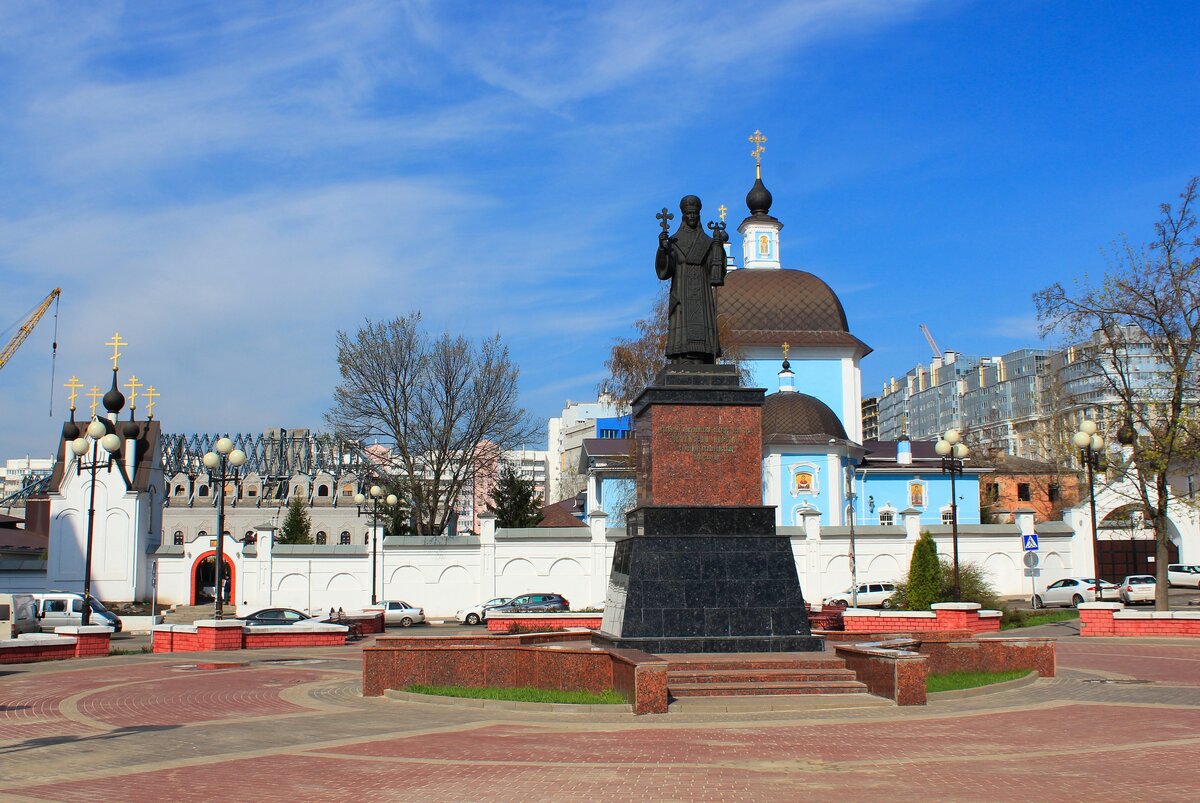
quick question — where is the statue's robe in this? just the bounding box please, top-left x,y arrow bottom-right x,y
655,223 -> 726,362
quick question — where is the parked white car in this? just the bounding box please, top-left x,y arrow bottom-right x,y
364,600 -> 425,627
1032,577 -> 1119,608
1118,575 -> 1156,605
823,582 -> 897,609
455,597 -> 511,625
1167,564 -> 1200,588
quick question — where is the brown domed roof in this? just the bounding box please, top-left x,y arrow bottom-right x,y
761,391 -> 848,444
717,269 -> 872,355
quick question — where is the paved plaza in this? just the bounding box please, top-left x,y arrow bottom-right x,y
1,625 -> 1198,801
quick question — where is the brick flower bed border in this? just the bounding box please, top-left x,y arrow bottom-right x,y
484,612 -> 603,633
1079,602 -> 1200,637
842,602 -> 1002,634
153,619 -> 350,653
0,626 -> 113,664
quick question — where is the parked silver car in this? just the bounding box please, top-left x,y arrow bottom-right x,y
365,600 -> 425,627
1167,564 -> 1200,588
1032,577 -> 1119,608
1118,575 -> 1156,605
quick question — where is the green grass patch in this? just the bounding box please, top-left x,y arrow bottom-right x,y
109,647 -> 152,655
405,684 -> 626,705
1000,609 -> 1079,630
927,669 -> 1031,693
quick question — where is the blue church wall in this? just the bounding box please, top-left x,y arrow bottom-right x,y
776,452 -> 844,525
855,473 -> 981,526
747,358 -> 844,425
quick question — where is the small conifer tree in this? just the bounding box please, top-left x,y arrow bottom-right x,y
905,531 -> 943,610
278,496 -> 313,544
487,464 -> 544,528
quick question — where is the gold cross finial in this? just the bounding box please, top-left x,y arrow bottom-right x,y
86,385 -> 103,417
144,385 -> 160,420
718,204 -> 727,222
782,342 -> 790,361
748,129 -> 767,178
64,376 -> 83,412
125,375 -> 142,411
105,332 -> 128,371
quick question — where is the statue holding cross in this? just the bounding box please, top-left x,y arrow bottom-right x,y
654,195 -> 728,364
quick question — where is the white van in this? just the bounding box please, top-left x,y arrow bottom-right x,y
33,592 -> 122,632
0,593 -> 40,639
1167,564 -> 1200,588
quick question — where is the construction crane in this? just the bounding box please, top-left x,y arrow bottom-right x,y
0,288 -> 62,414
919,323 -> 942,358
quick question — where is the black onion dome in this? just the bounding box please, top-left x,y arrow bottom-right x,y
762,392 -> 847,443
62,422 -> 79,440
746,176 -> 773,216
121,420 -> 139,439
103,372 -> 125,414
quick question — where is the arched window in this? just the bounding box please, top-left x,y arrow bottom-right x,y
364,533 -> 370,544
341,484 -> 353,498
198,530 -> 208,539
941,510 -> 955,526
198,486 -> 209,497
317,485 -> 329,497
244,530 -> 255,542
316,532 -> 327,545
174,485 -> 185,496
339,531 -> 351,545
173,531 -> 184,545
878,511 -> 896,526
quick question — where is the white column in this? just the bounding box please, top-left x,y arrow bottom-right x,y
589,510 -> 608,608
478,512 -> 497,600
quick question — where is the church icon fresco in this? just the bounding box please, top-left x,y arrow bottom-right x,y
908,480 -> 926,508
791,465 -> 818,496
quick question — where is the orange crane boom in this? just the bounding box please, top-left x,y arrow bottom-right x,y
0,288 -> 61,371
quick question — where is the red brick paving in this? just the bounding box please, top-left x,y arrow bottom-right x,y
1057,641 -> 1200,685
2,639 -> 1200,800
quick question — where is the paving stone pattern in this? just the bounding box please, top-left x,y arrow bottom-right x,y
1,634 -> 1198,801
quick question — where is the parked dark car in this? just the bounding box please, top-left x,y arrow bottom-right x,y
239,607 -> 318,626
488,593 -> 570,613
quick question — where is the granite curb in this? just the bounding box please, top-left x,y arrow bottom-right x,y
383,688 -> 634,714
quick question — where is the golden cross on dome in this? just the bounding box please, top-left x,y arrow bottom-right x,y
782,342 -> 790,360
718,204 -> 727,222
105,332 -> 128,371
64,376 -> 83,412
144,385 -> 160,420
86,385 -> 103,417
125,375 -> 142,411
748,129 -> 767,177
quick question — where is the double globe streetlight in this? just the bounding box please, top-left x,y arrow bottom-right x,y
70,419 -> 127,626
202,437 -> 246,619
935,428 -> 969,602
355,485 -> 398,606
1072,420 -> 1105,601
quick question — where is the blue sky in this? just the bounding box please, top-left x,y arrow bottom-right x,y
1,0 -> 1198,460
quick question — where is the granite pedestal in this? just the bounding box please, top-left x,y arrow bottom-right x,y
595,365 -> 821,654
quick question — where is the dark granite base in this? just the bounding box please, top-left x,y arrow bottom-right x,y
593,632 -> 825,654
600,520 -> 821,653
628,506 -> 775,536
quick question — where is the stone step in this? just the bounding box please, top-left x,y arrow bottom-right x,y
161,605 -> 221,625
669,680 -> 869,697
662,655 -> 845,673
667,694 -> 891,713
668,667 -> 859,684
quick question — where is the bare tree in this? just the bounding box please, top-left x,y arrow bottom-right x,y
1035,177 -> 1200,608
326,314 -> 538,536
600,287 -> 748,410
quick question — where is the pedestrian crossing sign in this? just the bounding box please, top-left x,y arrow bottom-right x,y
1022,534 -> 1039,551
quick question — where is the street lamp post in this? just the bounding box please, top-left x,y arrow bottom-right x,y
69,419 -> 126,626
935,428 -> 969,602
355,485 -> 398,606
202,437 -> 246,620
1073,420 -> 1106,601
845,465 -> 860,609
